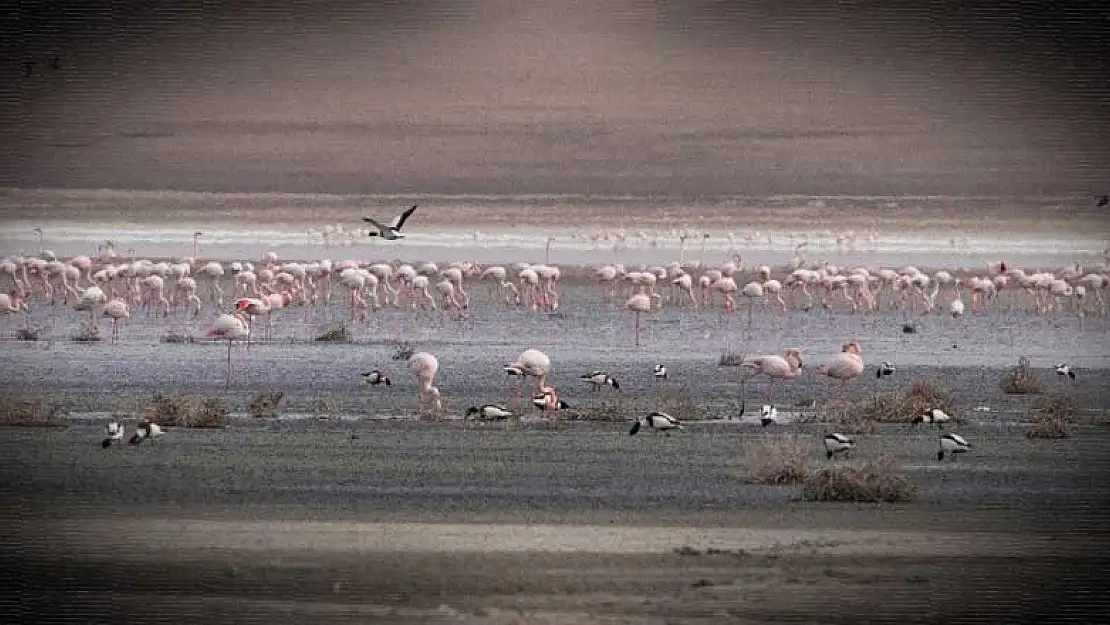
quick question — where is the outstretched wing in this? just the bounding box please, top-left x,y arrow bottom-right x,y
391,205 -> 418,230
362,217 -> 386,230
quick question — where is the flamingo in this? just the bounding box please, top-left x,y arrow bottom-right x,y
626,293 -> 651,347
507,349 -> 551,413
206,312 -> 250,389
817,340 -> 865,400
102,298 -> 129,343
739,348 -> 804,404
408,351 -> 442,414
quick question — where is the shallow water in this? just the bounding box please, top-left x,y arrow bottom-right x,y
2,281 -> 1108,420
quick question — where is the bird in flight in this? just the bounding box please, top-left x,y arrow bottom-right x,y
363,205 -> 418,240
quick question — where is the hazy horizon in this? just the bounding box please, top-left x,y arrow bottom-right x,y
6,1 -> 1109,199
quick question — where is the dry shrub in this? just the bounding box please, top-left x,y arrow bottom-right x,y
310,396 -> 341,418
15,327 -> 39,341
999,356 -> 1044,395
143,393 -> 229,428
744,434 -> 810,485
315,324 -> 350,343
1026,392 -> 1073,440
801,458 -> 917,503
0,393 -> 63,427
569,396 -> 628,422
853,379 -> 958,424
823,398 -> 877,434
655,388 -> 713,421
160,331 -> 195,344
247,389 -> 285,419
391,341 -> 414,361
718,353 -> 746,367
70,326 -> 101,342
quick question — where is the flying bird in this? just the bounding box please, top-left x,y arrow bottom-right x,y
363,205 -> 418,240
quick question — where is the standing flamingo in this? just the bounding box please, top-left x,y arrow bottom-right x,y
408,351 -> 443,415
506,349 -> 552,414
817,340 -> 865,400
626,293 -> 651,347
102,299 -> 129,343
739,348 -> 805,404
206,312 -> 250,389
192,231 -> 203,260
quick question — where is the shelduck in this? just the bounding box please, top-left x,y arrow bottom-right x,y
102,421 -> 125,448
466,404 -> 513,420
629,412 -> 683,436
876,361 -> 895,378
760,404 -> 778,427
581,371 -> 620,391
1055,363 -> 1076,380
823,433 -> 854,459
361,369 -> 392,386
914,408 -> 952,426
128,420 -> 163,445
652,364 -> 668,381
937,433 -> 971,460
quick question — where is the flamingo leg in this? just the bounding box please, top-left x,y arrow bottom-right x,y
226,339 -> 233,390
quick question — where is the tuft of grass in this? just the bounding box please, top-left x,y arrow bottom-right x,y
718,353 -> 745,367
801,458 -> 917,502
310,396 -> 341,419
70,325 -> 101,342
391,341 -> 414,361
847,379 -> 958,425
744,434 -> 810,485
794,395 -> 816,408
160,331 -> 195,344
1027,392 -> 1073,440
0,393 -> 63,427
247,389 -> 284,419
315,324 -> 350,343
999,356 -> 1044,395
143,393 -> 229,428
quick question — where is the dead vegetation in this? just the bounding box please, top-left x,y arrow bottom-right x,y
310,396 -> 341,419
830,379 -> 958,432
315,324 -> 350,343
801,458 -> 917,503
718,353 -> 746,367
0,393 -> 63,427
247,389 -> 285,419
70,325 -> 101,342
999,356 -> 1044,395
1026,392 -> 1073,440
572,387 -> 721,422
160,330 -> 195,344
392,341 -> 415,361
15,327 -> 39,341
744,434 -> 810,485
143,393 -> 229,428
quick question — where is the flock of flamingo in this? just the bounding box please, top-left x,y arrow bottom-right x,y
1,227 -> 1106,407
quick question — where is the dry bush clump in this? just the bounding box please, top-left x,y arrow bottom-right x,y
310,396 -> 341,418
0,393 -> 63,427
999,356 -> 1044,395
391,341 -> 414,361
143,393 -> 229,428
568,396 -> 628,422
744,434 -> 810,485
15,327 -> 39,341
822,398 -> 877,434
247,389 -> 285,419
160,331 -> 195,344
850,379 -> 958,425
718,353 -> 746,367
1026,392 -> 1073,440
70,325 -> 101,342
315,324 -> 350,343
801,458 -> 917,503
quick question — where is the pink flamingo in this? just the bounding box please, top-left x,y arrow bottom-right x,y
506,349 -> 551,413
626,293 -> 651,347
408,351 -> 443,415
740,348 -> 805,404
102,298 -> 129,343
817,340 -> 865,400
207,312 -> 250,389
